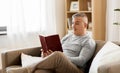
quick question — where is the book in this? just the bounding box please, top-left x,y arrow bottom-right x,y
39,34 -> 63,52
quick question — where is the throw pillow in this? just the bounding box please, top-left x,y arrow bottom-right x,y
21,53 -> 43,73
89,41 -> 120,73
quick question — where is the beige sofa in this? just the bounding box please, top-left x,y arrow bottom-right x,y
0,40 -> 120,73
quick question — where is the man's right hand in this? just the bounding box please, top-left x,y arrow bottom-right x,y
41,49 -> 53,58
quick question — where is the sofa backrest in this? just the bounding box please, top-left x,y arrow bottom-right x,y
93,40 -> 106,57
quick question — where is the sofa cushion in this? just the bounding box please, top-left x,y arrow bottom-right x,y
94,40 -> 106,56
89,41 -> 120,73
21,53 -> 43,73
6,65 -> 28,73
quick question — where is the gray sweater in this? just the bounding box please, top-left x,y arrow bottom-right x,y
61,32 -> 96,68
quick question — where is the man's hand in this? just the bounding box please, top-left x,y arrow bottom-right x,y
41,49 -> 53,58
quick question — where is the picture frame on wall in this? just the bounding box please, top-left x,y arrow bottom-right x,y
70,1 -> 79,11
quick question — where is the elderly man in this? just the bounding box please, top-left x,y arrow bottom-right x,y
35,12 -> 96,73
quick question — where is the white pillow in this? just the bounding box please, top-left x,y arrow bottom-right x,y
21,53 -> 43,73
89,41 -> 120,73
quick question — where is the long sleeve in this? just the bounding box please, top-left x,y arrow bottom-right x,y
68,39 -> 96,67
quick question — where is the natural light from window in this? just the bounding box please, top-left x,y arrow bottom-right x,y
0,0 -> 56,35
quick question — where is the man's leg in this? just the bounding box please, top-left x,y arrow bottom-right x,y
36,51 -> 83,73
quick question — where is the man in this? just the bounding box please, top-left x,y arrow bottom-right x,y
35,12 -> 96,73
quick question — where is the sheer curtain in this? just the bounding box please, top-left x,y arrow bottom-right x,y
7,0 -> 57,35
0,0 -> 57,48
106,0 -> 120,41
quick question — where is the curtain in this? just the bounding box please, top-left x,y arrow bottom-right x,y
106,0 -> 120,41
0,0 -> 57,49
7,0 -> 57,35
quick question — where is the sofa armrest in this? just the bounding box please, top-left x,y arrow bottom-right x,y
1,47 -> 41,72
98,62 -> 120,73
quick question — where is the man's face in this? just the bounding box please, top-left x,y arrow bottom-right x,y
72,17 -> 87,35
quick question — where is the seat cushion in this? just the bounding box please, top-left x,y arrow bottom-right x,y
6,65 -> 28,73
89,41 -> 120,73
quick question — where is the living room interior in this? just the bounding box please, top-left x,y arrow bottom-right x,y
0,0 -> 120,73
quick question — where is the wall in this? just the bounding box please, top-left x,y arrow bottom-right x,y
106,0 -> 120,41
92,0 -> 106,40
55,0 -> 65,39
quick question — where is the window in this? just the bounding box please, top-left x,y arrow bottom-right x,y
0,0 -> 57,35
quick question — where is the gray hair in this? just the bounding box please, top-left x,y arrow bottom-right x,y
72,12 -> 88,24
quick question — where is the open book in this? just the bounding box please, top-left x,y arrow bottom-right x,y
39,34 -> 63,52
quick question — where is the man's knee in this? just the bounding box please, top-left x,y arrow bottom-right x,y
52,51 -> 64,58
48,51 -> 68,63
54,51 -> 63,55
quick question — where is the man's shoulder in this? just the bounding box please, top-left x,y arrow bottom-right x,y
82,35 -> 95,46
61,33 -> 73,43
63,33 -> 73,38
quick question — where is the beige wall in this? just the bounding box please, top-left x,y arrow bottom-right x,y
55,0 -> 65,39
92,0 -> 106,40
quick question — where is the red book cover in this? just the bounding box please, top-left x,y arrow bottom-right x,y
39,34 -> 63,52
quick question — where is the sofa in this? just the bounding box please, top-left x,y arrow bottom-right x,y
0,40 -> 120,73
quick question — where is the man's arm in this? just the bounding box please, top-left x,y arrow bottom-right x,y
41,49 -> 53,58
68,39 -> 96,67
